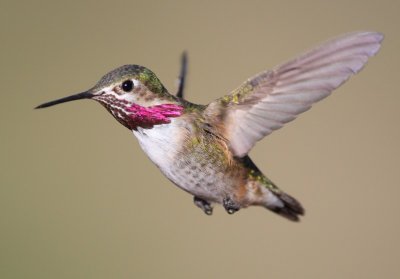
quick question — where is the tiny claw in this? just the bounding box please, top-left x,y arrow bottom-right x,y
205,209 -> 213,215
223,197 -> 240,214
194,196 -> 213,215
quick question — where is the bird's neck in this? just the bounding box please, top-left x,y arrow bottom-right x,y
127,103 -> 184,129
102,102 -> 184,130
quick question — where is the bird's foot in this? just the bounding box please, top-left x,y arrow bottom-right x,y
223,197 -> 240,214
193,196 -> 213,215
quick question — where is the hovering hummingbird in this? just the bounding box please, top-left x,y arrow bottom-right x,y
36,32 -> 382,221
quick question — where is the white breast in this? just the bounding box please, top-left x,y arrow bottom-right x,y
132,119 -> 185,177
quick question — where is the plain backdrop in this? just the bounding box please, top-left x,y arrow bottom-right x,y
1,1 -> 399,278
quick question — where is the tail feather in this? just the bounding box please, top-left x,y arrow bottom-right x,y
241,156 -> 305,221
263,188 -> 304,222
265,191 -> 305,222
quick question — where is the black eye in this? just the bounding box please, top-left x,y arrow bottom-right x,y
122,80 -> 134,92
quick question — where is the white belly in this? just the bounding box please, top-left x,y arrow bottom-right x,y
132,120 -> 227,202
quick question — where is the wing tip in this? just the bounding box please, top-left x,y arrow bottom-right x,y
348,31 -> 384,55
345,31 -> 384,41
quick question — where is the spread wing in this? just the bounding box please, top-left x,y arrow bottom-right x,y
205,32 -> 383,157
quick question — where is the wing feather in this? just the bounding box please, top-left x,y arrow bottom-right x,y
206,32 -> 383,157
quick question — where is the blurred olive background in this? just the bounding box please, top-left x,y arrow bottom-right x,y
1,0 -> 399,278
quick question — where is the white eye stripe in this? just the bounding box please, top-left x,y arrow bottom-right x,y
132,79 -> 140,87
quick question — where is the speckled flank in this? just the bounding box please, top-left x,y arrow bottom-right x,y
168,122 -> 246,202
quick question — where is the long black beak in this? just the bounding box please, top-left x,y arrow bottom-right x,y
35,91 -> 94,109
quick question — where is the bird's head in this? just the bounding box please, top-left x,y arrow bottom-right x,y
36,65 -> 184,130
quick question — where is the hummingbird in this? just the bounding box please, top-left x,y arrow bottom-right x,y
36,32 -> 382,221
